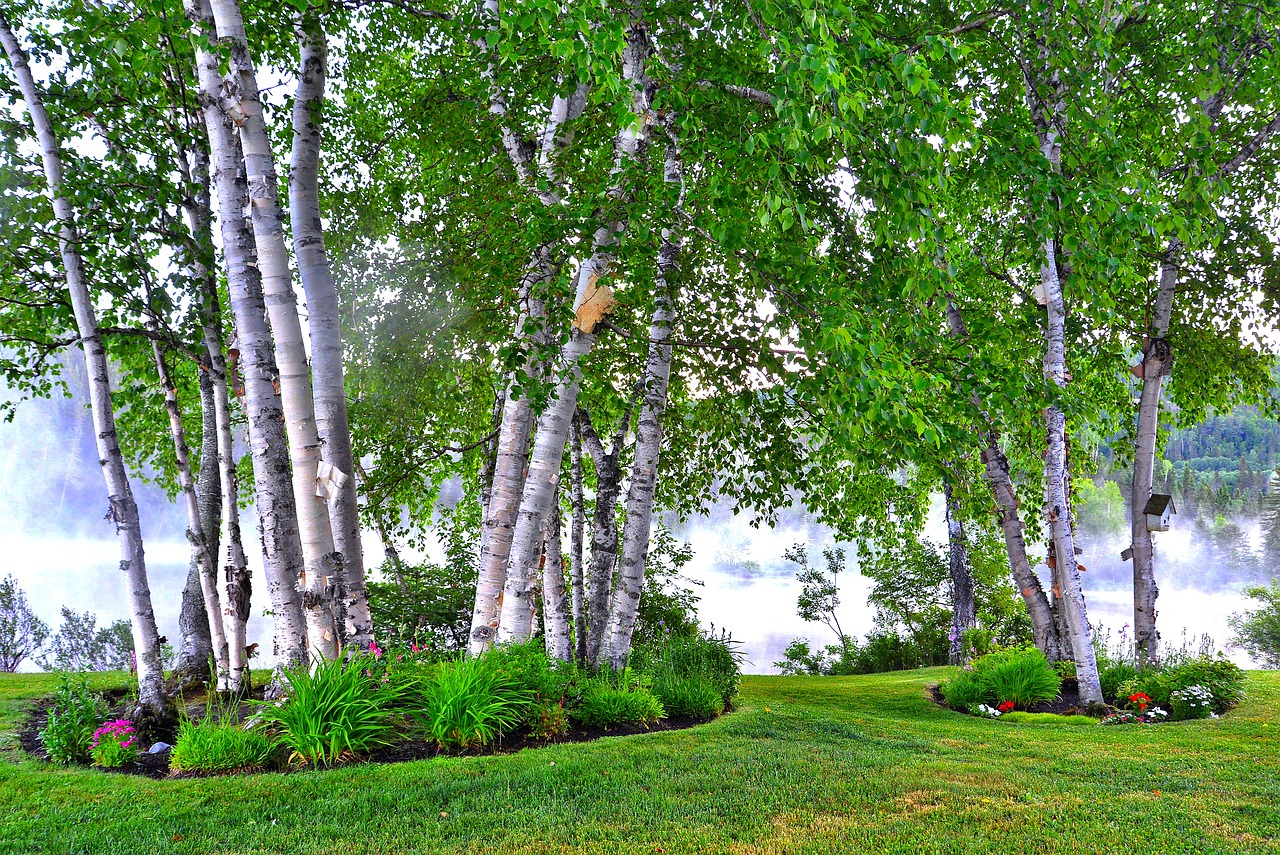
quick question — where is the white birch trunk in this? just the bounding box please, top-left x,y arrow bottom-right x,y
577,407 -> 627,665
152,340 -> 231,690
208,0 -> 341,659
172,371 -> 217,685
187,0 -> 310,675
542,493 -> 572,661
0,12 -> 167,717
604,261 -> 676,670
1040,243 -> 1103,704
943,480 -> 977,665
469,252 -> 553,654
569,421 -> 588,664
944,298 -> 1066,661
179,138 -> 253,695
1131,241 -> 1178,664
495,11 -> 656,644
290,12 -> 370,652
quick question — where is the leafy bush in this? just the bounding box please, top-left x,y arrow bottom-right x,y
1098,660 -> 1140,704
170,718 -> 280,774
256,654 -> 402,767
38,673 -> 105,765
1167,656 -> 1246,715
1169,685 -> 1216,721
486,640 -> 576,706
942,648 -> 1061,713
525,701 -> 570,741
89,720 -> 139,768
405,656 -> 529,750
648,674 -> 723,720
1230,580 -> 1280,668
367,514 -> 476,656
1117,655 -> 1246,721
570,680 -> 665,728
631,630 -> 741,709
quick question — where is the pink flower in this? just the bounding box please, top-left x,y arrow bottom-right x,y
410,643 -> 420,654
369,641 -> 383,658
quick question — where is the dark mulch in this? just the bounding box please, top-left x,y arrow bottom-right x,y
18,690 -> 713,780
928,677 -> 1092,717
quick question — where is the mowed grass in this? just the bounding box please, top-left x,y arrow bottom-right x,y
1,669 -> 1277,855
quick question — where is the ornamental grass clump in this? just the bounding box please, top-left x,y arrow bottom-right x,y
404,656 -> 530,750
89,720 -> 139,768
570,679 -> 666,728
255,654 -> 403,767
37,673 -> 105,765
169,717 -> 280,774
942,647 -> 1061,714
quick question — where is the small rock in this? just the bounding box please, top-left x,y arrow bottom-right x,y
147,742 -> 172,754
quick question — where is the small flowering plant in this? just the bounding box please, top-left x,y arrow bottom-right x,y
1170,685 -> 1216,720
998,701 -> 1016,713
1128,692 -> 1152,713
975,704 -> 1003,718
90,719 -> 140,768
1101,705 -> 1168,725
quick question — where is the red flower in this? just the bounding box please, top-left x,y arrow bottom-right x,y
998,701 -> 1016,713
1129,692 -> 1151,712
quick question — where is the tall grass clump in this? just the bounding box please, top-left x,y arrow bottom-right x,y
404,656 -> 530,750
170,717 -> 280,774
631,629 -> 742,714
943,647 -> 1060,713
256,655 -> 402,767
570,679 -> 665,728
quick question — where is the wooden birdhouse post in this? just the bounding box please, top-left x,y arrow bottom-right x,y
1143,494 -> 1175,532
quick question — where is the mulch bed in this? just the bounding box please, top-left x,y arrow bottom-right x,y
928,677 -> 1093,717
17,690 -> 713,780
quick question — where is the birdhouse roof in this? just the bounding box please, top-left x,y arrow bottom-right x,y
1143,494 -> 1175,516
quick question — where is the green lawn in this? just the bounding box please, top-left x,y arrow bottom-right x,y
2,669 -> 1278,854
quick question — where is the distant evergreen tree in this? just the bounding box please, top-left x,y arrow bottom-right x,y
1261,472 -> 1280,570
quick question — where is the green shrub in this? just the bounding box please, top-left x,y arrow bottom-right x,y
405,656 -> 529,750
631,630 -> 741,709
941,648 -> 1060,713
1118,655 -> 1246,721
37,673 -> 105,765
570,680 -> 665,728
256,654 -> 403,767
940,667 -> 987,713
486,640 -> 576,706
170,718 -> 280,774
1098,660 -> 1140,705
650,674 -> 724,720
525,701 -> 570,741
1166,655 -> 1246,715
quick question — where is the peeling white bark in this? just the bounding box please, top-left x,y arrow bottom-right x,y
290,13 -> 370,651
604,255 -> 676,670
187,0 -> 309,676
207,0 -> 341,659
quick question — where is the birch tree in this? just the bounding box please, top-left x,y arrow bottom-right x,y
290,8 -> 371,651
187,0 -> 311,672
0,9 -> 168,719
196,0 -> 343,658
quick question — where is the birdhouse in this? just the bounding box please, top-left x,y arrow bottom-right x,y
1143,494 -> 1176,532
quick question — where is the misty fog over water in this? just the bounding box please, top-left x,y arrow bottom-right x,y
1,371 -> 1267,673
